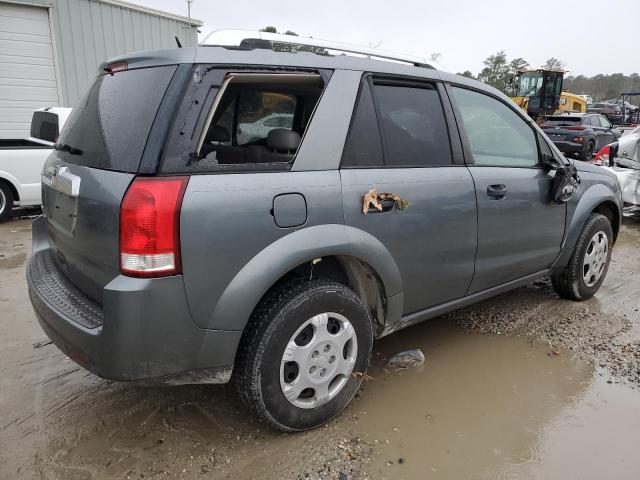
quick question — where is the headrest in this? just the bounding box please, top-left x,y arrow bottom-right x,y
267,129 -> 301,152
205,125 -> 231,143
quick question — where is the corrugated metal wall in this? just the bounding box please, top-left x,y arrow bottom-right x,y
4,0 -> 200,107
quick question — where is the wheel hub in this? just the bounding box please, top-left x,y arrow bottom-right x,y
583,230 -> 609,287
280,312 -> 358,409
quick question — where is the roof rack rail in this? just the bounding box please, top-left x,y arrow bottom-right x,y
200,29 -> 436,70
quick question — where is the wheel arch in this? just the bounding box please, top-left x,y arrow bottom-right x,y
207,224 -> 403,335
0,174 -> 20,203
553,182 -> 621,271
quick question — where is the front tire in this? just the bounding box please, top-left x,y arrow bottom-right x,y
552,213 -> 613,300
234,280 -> 373,432
0,181 -> 15,222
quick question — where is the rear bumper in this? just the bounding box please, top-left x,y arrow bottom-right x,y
27,216 -> 241,383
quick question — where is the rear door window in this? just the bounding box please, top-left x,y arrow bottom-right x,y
598,116 -> 612,128
55,66 -> 177,172
341,81 -> 384,168
373,83 -> 452,167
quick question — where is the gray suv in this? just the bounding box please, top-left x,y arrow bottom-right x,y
27,35 -> 622,432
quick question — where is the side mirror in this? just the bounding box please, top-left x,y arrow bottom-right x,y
541,153 -> 560,171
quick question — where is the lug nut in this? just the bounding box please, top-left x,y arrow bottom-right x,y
310,366 -> 317,374
312,350 -> 319,358
320,368 -> 327,377
324,345 -> 331,352
329,355 -> 335,364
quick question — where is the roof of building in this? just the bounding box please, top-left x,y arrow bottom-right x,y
97,0 -> 204,26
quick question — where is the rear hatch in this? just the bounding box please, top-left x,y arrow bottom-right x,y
541,117 -> 585,143
42,64 -> 178,303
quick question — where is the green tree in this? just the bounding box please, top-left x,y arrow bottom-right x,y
457,70 -> 476,79
478,51 -> 511,93
544,57 -> 565,70
509,57 -> 529,74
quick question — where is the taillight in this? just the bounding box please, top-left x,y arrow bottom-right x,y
566,126 -> 586,131
593,145 -> 611,165
120,177 -> 189,277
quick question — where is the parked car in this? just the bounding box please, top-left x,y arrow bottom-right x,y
587,102 -> 625,123
594,126 -> 640,205
540,113 -> 621,161
0,108 -> 71,221
604,99 -> 639,113
237,112 -> 294,144
27,32 -> 622,432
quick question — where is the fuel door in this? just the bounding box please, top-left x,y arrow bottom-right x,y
272,193 -> 307,228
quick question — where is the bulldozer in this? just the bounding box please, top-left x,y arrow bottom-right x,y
511,68 -> 586,122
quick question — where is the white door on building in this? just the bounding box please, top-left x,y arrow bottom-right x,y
0,2 -> 60,139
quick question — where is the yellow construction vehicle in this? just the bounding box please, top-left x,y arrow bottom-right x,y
511,68 -> 586,121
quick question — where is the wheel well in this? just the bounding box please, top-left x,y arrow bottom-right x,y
258,256 -> 388,337
593,201 -> 620,241
0,178 -> 19,202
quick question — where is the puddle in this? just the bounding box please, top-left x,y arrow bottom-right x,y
0,252 -> 26,269
354,321 -> 640,479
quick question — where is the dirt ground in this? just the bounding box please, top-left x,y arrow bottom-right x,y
1,209 -> 640,480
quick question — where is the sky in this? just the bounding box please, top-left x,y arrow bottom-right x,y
136,0 -> 639,77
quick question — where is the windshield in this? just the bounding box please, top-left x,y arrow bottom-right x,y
516,72 -> 544,98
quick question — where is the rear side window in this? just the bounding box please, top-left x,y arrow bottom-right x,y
56,66 -> 176,172
30,111 -> 59,143
373,84 -> 452,167
195,74 -> 323,169
452,87 -> 538,167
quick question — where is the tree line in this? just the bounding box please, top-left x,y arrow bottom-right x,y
258,32 -> 639,104
457,51 -> 640,102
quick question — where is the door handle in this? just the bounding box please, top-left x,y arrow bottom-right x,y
367,198 -> 395,213
487,184 -> 507,199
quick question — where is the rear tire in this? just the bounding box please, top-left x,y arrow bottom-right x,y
552,213 -> 613,301
234,280 -> 373,432
580,141 -> 594,161
0,182 -> 14,222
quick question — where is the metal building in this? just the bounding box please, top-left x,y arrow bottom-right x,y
0,0 -> 202,138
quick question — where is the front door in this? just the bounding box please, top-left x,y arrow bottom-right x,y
340,78 -> 477,315
449,86 -> 566,293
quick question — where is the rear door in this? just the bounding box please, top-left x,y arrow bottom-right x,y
340,77 -> 477,315
449,86 -> 566,293
42,65 -> 181,302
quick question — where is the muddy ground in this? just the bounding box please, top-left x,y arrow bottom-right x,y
1,209 -> 639,480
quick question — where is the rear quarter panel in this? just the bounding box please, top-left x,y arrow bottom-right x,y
179,171 -> 344,330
